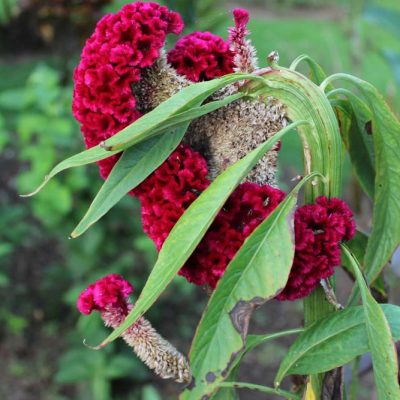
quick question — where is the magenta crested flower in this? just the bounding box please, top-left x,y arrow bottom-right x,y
167,31 -> 234,82
277,196 -> 356,301
77,274 -> 191,383
72,1 -> 183,179
77,274 -> 133,315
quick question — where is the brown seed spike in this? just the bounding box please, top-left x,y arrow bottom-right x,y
102,305 -> 191,384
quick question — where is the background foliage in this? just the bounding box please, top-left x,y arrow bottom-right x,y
1,0 -> 399,399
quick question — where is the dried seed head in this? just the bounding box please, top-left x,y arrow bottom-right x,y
134,55 -> 287,186
103,305 -> 192,384
185,84 -> 286,186
133,51 -> 190,114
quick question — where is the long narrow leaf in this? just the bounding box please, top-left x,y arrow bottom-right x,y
321,74 -> 400,285
329,89 -> 375,198
342,245 -> 400,399
90,120 -> 309,349
181,173 -> 321,399
70,125 -> 189,238
275,304 -> 400,384
22,74 -> 259,196
103,73 -> 263,151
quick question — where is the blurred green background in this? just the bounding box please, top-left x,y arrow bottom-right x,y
0,1 -> 399,399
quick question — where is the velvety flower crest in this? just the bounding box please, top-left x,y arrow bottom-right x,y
167,31 -> 234,82
276,196 -> 356,301
77,274 -> 133,315
72,1 -> 183,178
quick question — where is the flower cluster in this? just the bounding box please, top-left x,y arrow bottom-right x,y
181,182 -> 285,287
72,2 -> 356,302
167,31 -> 234,82
77,274 -> 191,383
72,2 -> 183,178
277,196 -> 356,301
77,273 -> 133,315
133,145 -> 285,287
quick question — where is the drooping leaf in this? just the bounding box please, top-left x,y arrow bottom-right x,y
254,66 -> 342,198
245,329 -> 303,355
102,73 -> 263,151
322,74 -> 400,284
70,125 -> 189,238
330,91 -> 375,198
290,54 -> 330,86
91,120 -> 309,349
341,245 -> 400,399
343,230 -> 388,306
20,145 -> 121,197
275,303 -> 400,384
181,174 -> 320,399
22,74 -> 260,196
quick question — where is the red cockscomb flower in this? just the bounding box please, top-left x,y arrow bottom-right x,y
77,274 -> 133,315
276,196 -> 356,301
168,31 -> 234,82
72,1 -> 183,178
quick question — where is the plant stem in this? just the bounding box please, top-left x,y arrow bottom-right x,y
218,382 -> 301,400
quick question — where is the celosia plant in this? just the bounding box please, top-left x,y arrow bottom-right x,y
25,2 -> 400,399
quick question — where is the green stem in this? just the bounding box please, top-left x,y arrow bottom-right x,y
349,356 -> 361,400
218,382 -> 301,400
254,65 -> 344,396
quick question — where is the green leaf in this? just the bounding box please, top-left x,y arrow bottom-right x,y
20,145 -> 120,197
322,74 -> 400,284
91,120 -> 308,349
211,329 -> 302,400
246,329 -> 303,355
254,66 -> 343,198
275,303 -> 400,384
70,125 -> 188,238
329,90 -> 375,198
342,245 -> 400,399
217,382 -> 301,400
344,230 -> 388,306
290,54 -> 330,86
101,73 -> 262,151
181,174 -> 319,399
22,75 -> 255,196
